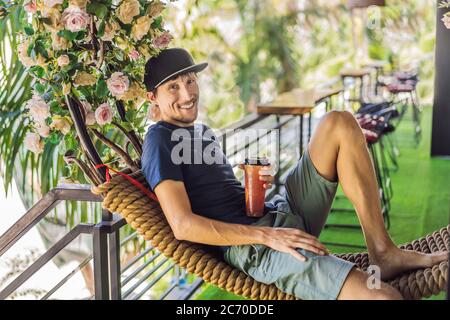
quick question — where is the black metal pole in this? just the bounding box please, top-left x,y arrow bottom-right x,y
109,229 -> 122,300
308,112 -> 312,142
431,2 -> 450,156
93,222 -> 110,300
275,116 -> 281,192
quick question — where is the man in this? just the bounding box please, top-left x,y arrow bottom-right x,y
141,48 -> 447,300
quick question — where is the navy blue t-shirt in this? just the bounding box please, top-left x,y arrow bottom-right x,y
142,121 -> 272,252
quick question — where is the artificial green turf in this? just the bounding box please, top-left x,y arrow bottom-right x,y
194,105 -> 450,300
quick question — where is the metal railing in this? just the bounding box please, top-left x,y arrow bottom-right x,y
0,184 -> 201,300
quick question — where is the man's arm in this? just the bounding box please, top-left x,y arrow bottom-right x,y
154,179 -> 329,261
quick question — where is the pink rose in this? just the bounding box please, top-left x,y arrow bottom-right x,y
442,14 -> 450,29
27,95 -> 50,123
61,6 -> 90,32
106,72 -> 130,97
24,1 -> 37,13
95,103 -> 114,125
129,50 -> 140,60
152,31 -> 173,49
57,54 -> 70,67
24,133 -> 44,154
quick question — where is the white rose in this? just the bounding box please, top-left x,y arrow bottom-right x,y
24,133 -> 44,154
117,0 -> 140,24
27,95 -> 50,123
51,32 -> 72,50
73,71 -> 96,87
68,0 -> 89,9
41,6 -> 63,32
51,115 -> 71,135
62,82 -> 72,95
131,15 -> 152,41
80,101 -> 96,125
57,54 -> 70,67
98,21 -> 119,41
85,111 -> 96,125
17,41 -> 35,67
147,0 -> 165,17
36,123 -> 50,138
44,0 -> 63,7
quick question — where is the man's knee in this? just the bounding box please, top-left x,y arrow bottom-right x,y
321,110 -> 363,141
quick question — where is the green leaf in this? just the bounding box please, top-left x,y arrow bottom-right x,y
77,86 -> 92,98
24,24 -> 34,36
114,50 -> 124,61
50,100 -> 61,114
125,108 -> 137,121
120,121 -> 133,131
26,41 -> 34,57
48,131 -> 61,145
34,82 -> 46,95
29,66 -> 45,78
152,16 -> 163,29
95,79 -> 108,98
57,30 -> 78,41
86,3 -> 108,19
75,31 -> 86,40
35,40 -> 49,59
58,139 -> 67,155
97,20 -> 106,38
64,133 -> 78,152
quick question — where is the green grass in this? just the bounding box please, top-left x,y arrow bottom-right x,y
194,105 -> 450,300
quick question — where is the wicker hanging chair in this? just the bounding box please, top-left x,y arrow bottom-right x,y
91,168 -> 449,300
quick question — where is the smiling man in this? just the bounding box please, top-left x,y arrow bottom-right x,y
141,48 -> 447,300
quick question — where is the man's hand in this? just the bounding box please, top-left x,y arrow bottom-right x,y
238,164 -> 275,190
262,227 -> 330,262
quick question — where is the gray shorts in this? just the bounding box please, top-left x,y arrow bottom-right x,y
224,148 -> 355,300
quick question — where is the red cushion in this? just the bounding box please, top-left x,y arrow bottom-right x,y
362,128 -> 379,143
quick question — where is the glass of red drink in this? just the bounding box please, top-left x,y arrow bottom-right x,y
244,156 -> 270,217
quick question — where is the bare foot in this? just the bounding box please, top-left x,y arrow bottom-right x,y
369,247 -> 448,281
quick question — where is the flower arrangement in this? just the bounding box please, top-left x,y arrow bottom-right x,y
3,0 -> 173,184
439,1 -> 450,29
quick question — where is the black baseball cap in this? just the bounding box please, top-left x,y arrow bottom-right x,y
144,48 -> 208,92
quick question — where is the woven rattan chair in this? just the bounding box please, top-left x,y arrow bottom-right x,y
92,169 -> 449,300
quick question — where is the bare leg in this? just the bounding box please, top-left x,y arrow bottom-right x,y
308,111 -> 447,281
337,268 -> 403,300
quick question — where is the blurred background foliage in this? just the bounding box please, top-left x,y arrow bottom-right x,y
164,0 -> 436,128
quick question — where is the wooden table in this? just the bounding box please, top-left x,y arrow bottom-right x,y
257,87 -> 343,156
